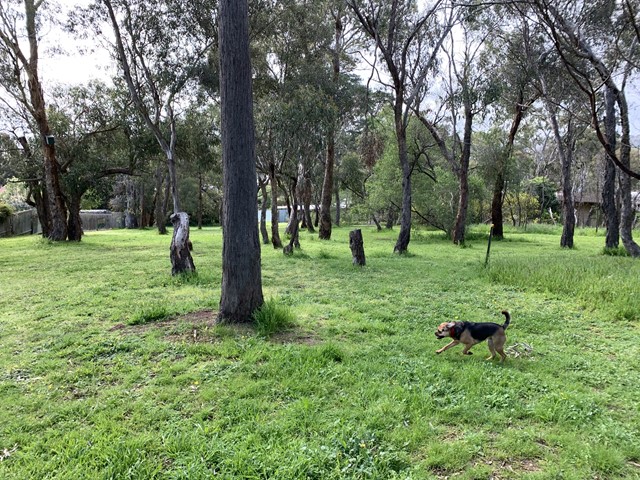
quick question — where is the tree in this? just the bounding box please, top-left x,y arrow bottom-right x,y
0,0 -> 68,240
347,0 -> 455,253
528,0 -> 640,256
89,0 -> 209,271
413,16 -> 495,244
218,0 -> 264,323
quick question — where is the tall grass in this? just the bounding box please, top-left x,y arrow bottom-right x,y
1,226 -> 639,479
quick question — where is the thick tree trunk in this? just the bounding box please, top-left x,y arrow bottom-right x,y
259,179 -> 269,244
603,87 -> 620,249
170,212 -> 195,275
349,229 -> 366,266
218,0 -> 264,322
372,215 -> 382,231
269,165 -> 283,248
67,194 -> 83,242
393,107 -> 411,254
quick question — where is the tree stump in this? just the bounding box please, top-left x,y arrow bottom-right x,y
349,229 -> 366,266
170,212 -> 196,275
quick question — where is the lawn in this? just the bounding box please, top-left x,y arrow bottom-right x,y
0,225 -> 639,479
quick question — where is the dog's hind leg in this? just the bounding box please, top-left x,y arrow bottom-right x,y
486,338 -> 497,361
494,334 -> 507,362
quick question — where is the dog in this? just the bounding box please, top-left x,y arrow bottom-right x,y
435,310 -> 511,361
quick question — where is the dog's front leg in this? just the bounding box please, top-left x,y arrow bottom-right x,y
436,340 -> 459,354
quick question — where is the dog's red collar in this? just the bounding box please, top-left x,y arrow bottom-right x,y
449,325 -> 456,339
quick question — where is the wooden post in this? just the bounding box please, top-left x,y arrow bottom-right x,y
484,224 -> 494,268
349,229 -> 366,266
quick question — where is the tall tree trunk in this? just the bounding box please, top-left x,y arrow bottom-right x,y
319,13 -> 343,240
218,0 -> 264,322
269,164 -> 283,248
603,87 -> 620,249
393,105 -> 411,254
23,0 -> 67,241
154,165 -> 168,234
259,178 -> 269,244
302,173 -> 314,233
616,90 -> 640,257
197,172 -> 203,229
544,94 -> 576,249
452,104 -> 473,245
491,96 -> 529,240
334,185 -> 341,227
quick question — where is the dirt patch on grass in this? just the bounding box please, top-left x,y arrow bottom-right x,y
108,310 -> 319,345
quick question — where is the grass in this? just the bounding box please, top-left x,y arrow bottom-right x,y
0,224 -> 639,479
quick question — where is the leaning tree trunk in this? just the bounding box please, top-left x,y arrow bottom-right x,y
170,212 -> 195,275
603,87 -> 620,249
218,0 -> 264,322
393,112 -> 411,254
283,205 -> 300,255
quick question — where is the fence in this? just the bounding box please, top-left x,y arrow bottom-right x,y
0,209 -> 41,237
0,209 -> 125,237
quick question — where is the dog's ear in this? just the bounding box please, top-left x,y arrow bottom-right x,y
447,322 -> 456,328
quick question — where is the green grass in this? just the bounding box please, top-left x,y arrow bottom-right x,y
0,225 -> 639,479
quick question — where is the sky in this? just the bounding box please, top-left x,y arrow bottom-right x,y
22,0 -> 640,142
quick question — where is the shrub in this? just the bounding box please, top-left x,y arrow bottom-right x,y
0,202 -> 13,222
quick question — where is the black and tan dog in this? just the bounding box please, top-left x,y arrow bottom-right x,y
435,310 -> 511,361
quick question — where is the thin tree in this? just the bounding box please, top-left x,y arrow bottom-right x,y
347,0 -> 454,253
218,0 -> 264,323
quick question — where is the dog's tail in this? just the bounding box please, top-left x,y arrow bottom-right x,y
501,310 -> 511,330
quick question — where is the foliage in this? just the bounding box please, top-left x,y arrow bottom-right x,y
0,201 -> 13,222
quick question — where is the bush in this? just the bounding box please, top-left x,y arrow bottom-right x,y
0,202 -> 13,222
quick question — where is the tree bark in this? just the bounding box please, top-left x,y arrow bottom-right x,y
349,229 -> 366,266
170,212 -> 195,275
334,185 -> 341,227
218,0 -> 264,322
452,103 -> 473,245
393,105 -> 411,254
269,164 -> 283,248
67,194 -> 83,242
23,0 -> 67,240
259,178 -> 269,244
603,87 -> 620,249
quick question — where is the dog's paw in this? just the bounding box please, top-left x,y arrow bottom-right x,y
435,350 -> 442,355
463,351 -> 473,355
